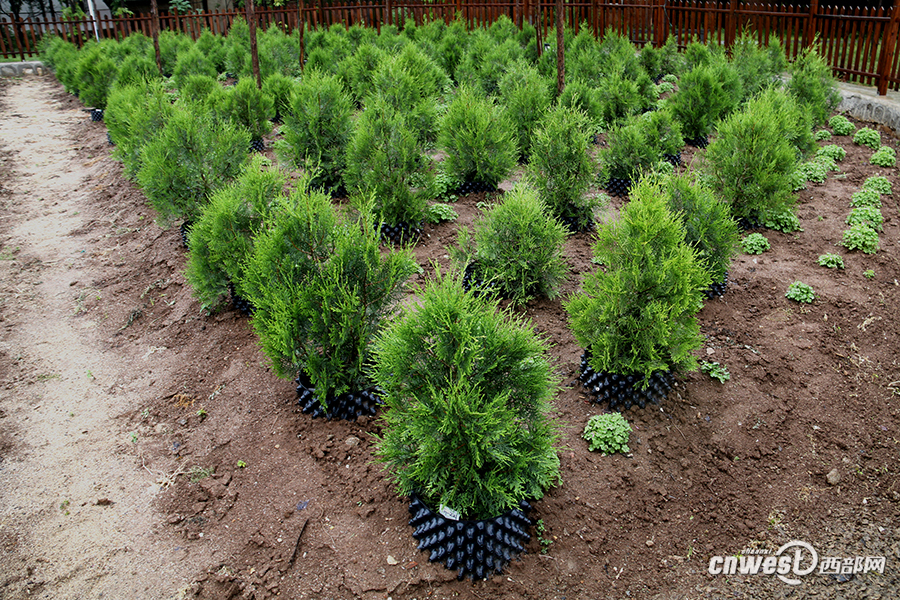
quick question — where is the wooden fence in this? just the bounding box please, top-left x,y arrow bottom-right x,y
2,0 -> 900,94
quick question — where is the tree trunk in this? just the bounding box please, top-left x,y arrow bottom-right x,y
247,0 -> 262,89
150,0 -> 162,76
556,0 -> 564,96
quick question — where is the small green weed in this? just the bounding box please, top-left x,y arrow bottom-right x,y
870,146 -> 896,168
817,253 -> 844,269
814,129 -> 831,141
786,281 -> 815,303
842,223 -> 879,254
816,144 -> 846,163
188,465 -> 215,483
535,518 -> 553,554
700,361 -> 730,383
741,233 -> 770,254
237,460 -> 247,468
59,499 -> 70,515
36,372 -> 61,382
583,413 -> 632,455
853,127 -> 880,149
864,269 -> 875,279
763,208 -> 802,232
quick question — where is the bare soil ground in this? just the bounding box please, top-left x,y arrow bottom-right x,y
1,75 -> 899,600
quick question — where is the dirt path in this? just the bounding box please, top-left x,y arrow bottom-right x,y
0,77 -> 210,599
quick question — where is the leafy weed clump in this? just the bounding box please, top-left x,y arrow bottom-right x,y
829,115 -> 855,136
817,144 -> 846,163
817,253 -> 844,269
785,281 -> 815,303
850,189 -> 882,208
870,146 -> 897,168
842,223 -> 879,254
862,175 -> 892,196
583,413 -> 632,455
700,361 -> 730,383
847,206 -> 884,231
814,129 -> 832,141
741,233 -> 770,254
853,127 -> 880,150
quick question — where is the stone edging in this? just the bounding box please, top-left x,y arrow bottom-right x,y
0,61 -> 46,78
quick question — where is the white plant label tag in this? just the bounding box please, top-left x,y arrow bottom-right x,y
438,504 -> 461,521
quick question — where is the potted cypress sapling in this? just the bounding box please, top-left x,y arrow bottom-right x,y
641,106 -> 685,167
527,104 -> 600,231
498,60 -> 553,162
336,42 -> 387,106
104,80 -> 175,179
556,80 -> 604,142
668,62 -> 739,147
343,96 -> 432,244
438,85 -> 517,195
241,195 -> 418,420
137,104 -> 250,241
261,73 -> 296,124
179,74 -> 220,104
567,177 -> 708,410
452,182 -> 569,304
172,46 -> 218,91
702,91 -> 800,228
659,172 -> 740,298
786,45 -> 840,126
276,69 -> 353,195
599,115 -> 662,197
370,271 -> 561,581
185,155 -> 286,313
74,41 -> 120,120
221,78 -> 275,152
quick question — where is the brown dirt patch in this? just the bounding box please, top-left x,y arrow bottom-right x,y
0,76 -> 898,600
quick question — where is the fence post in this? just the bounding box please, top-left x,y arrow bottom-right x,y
803,0 -> 819,48
247,0 -> 262,88
724,0 -> 737,49
654,0 -> 666,47
877,2 -> 900,95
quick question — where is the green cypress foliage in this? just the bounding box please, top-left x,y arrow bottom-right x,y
221,78 -> 275,141
179,74 -> 219,104
668,62 -> 739,140
74,42 -> 119,109
702,93 -> 800,223
337,42 -> 387,106
343,96 -> 431,227
438,86 -> 516,188
599,115 -> 662,182
566,177 -> 707,381
659,172 -> 740,286
105,80 -> 174,179
223,17 -> 251,77
158,30 -> 194,77
261,73 -> 296,120
786,45 -> 840,126
498,60 -> 553,160
371,271 -> 561,520
172,46 -> 218,91
242,195 -> 417,404
277,69 -> 353,191
258,25 -> 303,79
115,53 -> 163,88
369,54 -> 439,146
185,156 -> 286,310
454,183 -> 569,304
527,105 -> 598,228
137,104 -> 250,225
196,29 -> 227,73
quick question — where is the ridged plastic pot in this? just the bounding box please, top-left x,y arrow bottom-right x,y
379,221 -> 422,245
578,351 -> 674,410
227,281 -> 254,316
606,177 -> 632,198
408,495 -> 532,581
295,371 -> 380,421
702,271 -> 729,300
90,108 -> 104,122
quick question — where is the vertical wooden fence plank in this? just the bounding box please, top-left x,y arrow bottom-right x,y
879,0 -> 900,93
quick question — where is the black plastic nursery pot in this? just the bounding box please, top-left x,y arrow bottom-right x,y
227,281 -> 254,316
578,351 -> 675,411
295,371 -> 381,421
453,181 -> 498,196
558,206 -> 595,234
703,271 -> 729,300
379,221 -> 422,245
408,494 -> 533,581
180,220 -> 194,249
107,132 -> 114,146
663,151 -> 682,167
249,138 -> 265,153
684,135 -> 709,149
606,177 -> 632,198
90,108 -> 104,122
